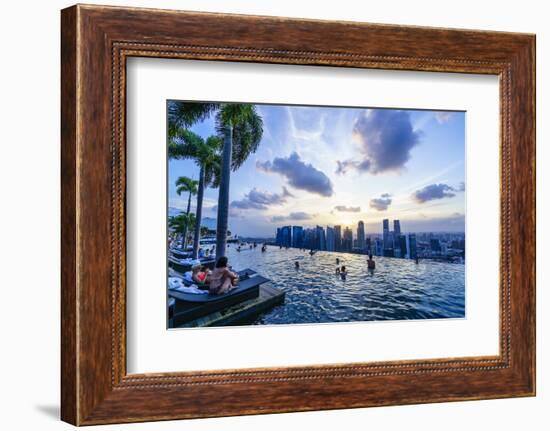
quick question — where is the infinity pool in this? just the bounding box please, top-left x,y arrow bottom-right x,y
225,244 -> 465,325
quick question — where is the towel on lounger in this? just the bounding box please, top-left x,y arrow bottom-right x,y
168,277 -> 184,290
173,284 -> 208,295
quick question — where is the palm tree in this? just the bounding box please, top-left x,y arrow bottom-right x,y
200,226 -> 210,238
175,176 -> 198,250
169,213 -> 196,242
169,128 -> 222,259
169,101 -> 263,258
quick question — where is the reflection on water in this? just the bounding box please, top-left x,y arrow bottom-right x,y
226,244 -> 465,325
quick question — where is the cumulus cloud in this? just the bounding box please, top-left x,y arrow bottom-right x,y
336,109 -> 421,175
412,183 -> 458,203
231,187 -> 294,210
457,181 -> 465,192
435,111 -> 454,124
369,193 -> 392,211
256,152 -> 334,197
271,212 -> 315,223
334,205 -> 361,213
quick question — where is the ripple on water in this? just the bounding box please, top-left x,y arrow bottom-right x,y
226,245 -> 465,325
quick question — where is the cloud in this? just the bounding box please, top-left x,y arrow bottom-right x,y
457,181 -> 465,192
230,187 -> 294,210
271,212 -> 315,223
369,193 -> 392,211
209,204 -> 243,218
412,183 -> 458,203
289,211 -> 314,220
256,152 -> 334,197
336,109 -> 421,175
334,205 -> 361,213
435,111 -> 454,124
397,213 -> 465,232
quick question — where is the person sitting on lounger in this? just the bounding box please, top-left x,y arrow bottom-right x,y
191,264 -> 209,287
207,256 -> 239,295
367,254 -> 376,270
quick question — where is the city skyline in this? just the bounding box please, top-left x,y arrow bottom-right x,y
168,103 -> 466,237
274,218 -> 465,262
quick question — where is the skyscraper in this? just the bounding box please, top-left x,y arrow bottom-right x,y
375,238 -> 383,256
430,238 -> 441,253
315,225 -> 326,250
326,226 -> 335,251
397,235 -> 407,259
334,225 -> 342,251
292,226 -> 304,248
275,228 -> 282,246
393,219 -> 401,237
303,228 -> 316,250
408,233 -> 417,259
393,219 -> 402,254
382,219 -> 394,256
342,227 -> 353,252
357,221 -> 365,250
281,226 -> 292,247
383,219 -> 390,249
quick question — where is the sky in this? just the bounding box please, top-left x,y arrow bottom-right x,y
168,103 -> 466,238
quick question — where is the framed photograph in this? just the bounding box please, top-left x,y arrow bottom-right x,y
61,4 -> 536,425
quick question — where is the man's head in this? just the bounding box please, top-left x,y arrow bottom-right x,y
216,256 -> 228,268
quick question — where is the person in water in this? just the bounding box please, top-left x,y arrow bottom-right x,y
208,256 -> 238,295
336,257 -> 340,265
335,266 -> 340,275
340,265 -> 347,280
295,261 -> 300,269
191,264 -> 209,287
367,254 -> 376,270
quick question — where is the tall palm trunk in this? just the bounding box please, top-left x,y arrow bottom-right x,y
192,167 -> 205,259
215,121 -> 233,258
181,191 -> 192,250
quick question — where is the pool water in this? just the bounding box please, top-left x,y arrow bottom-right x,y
226,244 -> 465,325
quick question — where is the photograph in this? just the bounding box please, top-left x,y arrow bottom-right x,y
52,2 -> 537,425
166,101 -> 466,328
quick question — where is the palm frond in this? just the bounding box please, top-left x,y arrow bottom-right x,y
168,101 -> 220,129
175,176 -> 198,195
215,104 -> 264,170
168,128 -> 204,160
168,213 -> 196,234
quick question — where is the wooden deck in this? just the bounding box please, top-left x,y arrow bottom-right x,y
172,284 -> 285,328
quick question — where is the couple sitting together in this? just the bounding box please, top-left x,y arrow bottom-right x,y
191,256 -> 239,295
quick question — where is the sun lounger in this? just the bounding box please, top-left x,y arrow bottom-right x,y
170,274 -> 270,326
174,268 -> 257,288
170,248 -> 192,259
170,274 -> 267,303
168,256 -> 216,273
